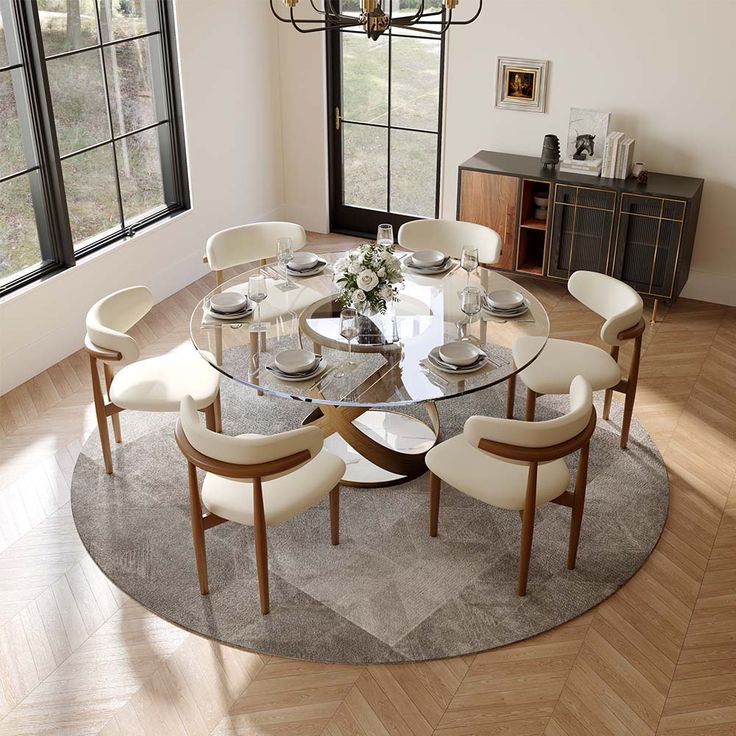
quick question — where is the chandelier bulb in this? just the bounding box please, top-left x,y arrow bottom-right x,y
444,0 -> 459,8
282,0 -> 299,7
362,0 -> 379,12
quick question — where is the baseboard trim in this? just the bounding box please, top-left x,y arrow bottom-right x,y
680,270 -> 736,307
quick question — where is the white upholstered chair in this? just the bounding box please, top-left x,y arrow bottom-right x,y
508,271 -> 645,449
204,222 -> 308,285
175,396 -> 345,614
426,376 -> 596,596
397,219 -> 501,264
85,286 -> 221,475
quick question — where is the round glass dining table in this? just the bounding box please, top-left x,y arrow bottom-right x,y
190,252 -> 550,487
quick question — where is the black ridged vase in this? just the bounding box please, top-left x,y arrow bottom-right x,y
541,134 -> 560,169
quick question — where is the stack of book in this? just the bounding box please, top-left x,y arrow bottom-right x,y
559,156 -> 602,177
601,131 -> 636,179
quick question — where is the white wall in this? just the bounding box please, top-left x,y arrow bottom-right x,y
278,0 -> 736,305
0,0 -> 285,394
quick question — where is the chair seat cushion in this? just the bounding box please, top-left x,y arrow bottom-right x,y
110,345 -> 219,411
201,448 -> 345,526
425,435 -> 570,511
514,337 -> 621,395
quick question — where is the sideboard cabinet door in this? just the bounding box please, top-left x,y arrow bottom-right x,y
547,185 -> 616,280
458,170 -> 519,270
613,194 -> 685,297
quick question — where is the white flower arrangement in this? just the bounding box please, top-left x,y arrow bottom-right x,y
334,243 -> 404,314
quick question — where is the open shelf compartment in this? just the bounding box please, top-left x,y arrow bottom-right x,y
516,179 -> 550,274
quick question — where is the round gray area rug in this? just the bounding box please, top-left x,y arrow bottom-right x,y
71,374 -> 668,663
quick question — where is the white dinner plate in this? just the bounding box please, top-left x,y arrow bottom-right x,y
438,341 -> 484,367
266,361 -> 327,382
410,249 -> 446,267
404,256 -> 454,275
205,304 -> 253,321
486,289 -> 525,310
286,259 -> 327,277
289,252 -> 320,270
209,291 -> 249,314
273,349 -> 319,374
428,346 -> 486,374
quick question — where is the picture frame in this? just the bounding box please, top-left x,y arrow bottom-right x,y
495,57 -> 549,113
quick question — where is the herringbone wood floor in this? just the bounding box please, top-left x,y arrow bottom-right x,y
1,233 -> 734,735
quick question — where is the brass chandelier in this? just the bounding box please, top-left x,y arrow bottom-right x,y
270,0 -> 483,40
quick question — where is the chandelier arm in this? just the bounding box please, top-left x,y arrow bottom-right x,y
288,6 -> 361,32
390,0 -> 425,25
399,1 -> 482,26
309,0 -> 345,19
392,8 -> 452,34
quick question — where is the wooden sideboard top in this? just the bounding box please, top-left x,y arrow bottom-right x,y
459,150 -> 704,200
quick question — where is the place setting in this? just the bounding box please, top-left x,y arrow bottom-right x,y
401,248 -> 457,275
265,348 -> 328,382
482,288 -> 534,322
201,289 -> 253,327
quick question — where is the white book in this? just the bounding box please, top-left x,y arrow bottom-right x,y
604,132 -> 624,178
601,132 -> 618,179
616,138 -> 633,178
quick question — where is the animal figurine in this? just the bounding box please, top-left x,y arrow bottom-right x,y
573,134 -> 596,160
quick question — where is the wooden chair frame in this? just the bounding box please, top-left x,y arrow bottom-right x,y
86,342 -> 221,475
507,319 -> 645,449
174,420 -> 340,615
430,409 -> 597,596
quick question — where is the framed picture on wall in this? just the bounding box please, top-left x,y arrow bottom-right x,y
495,57 -> 549,113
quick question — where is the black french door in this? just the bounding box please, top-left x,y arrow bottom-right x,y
326,7 -> 446,238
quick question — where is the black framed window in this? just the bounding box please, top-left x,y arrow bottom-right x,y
0,0 -> 188,296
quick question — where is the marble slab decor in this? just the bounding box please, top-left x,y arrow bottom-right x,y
71,360 -> 668,664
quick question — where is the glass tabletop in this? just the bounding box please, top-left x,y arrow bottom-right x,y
190,252 -> 550,408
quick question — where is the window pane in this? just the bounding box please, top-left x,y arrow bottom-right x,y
117,125 -> 165,222
97,0 -> 158,41
343,122 -> 387,211
391,36 -> 440,131
0,174 -> 43,283
62,145 -> 120,245
37,0 -> 99,57
0,70 -> 33,177
1,0 -> 21,68
105,37 -> 161,136
48,48 -> 110,155
390,129 -> 437,217
341,32 -> 388,125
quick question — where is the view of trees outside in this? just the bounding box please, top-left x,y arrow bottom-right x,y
339,13 -> 443,218
0,0 -> 166,285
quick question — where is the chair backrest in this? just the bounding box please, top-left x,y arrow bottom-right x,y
397,219 -> 501,264
568,271 -> 643,346
205,222 -> 308,273
178,395 -> 323,473
85,285 -> 154,365
464,375 -> 594,453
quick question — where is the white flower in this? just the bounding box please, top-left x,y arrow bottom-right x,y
377,267 -> 386,278
348,259 -> 362,275
352,289 -> 366,303
357,269 -> 379,292
333,257 -> 348,273
380,284 -> 394,300
373,250 -> 385,264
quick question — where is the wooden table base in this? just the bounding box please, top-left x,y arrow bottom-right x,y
302,402 -> 440,488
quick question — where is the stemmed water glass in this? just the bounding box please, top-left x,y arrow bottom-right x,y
277,237 -> 297,290
248,274 -> 268,332
377,224 -> 394,247
459,286 -> 483,338
461,247 -> 479,284
340,307 -> 359,365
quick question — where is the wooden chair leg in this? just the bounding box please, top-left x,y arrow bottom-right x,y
329,486 -> 340,545
603,346 -> 619,421
103,363 -> 122,443
620,334 -> 642,449
518,463 -> 538,596
429,472 -> 441,537
213,390 -> 222,433
525,389 -> 537,422
204,403 -> 217,431
89,355 -> 114,475
253,478 -> 270,614
506,373 -> 516,419
187,461 -> 209,594
567,441 -> 590,570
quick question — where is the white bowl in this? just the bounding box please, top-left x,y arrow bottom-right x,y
438,341 -> 483,367
487,289 -> 524,310
289,252 -> 319,270
411,250 -> 445,267
533,195 -> 549,208
273,349 -> 318,374
209,292 -> 248,314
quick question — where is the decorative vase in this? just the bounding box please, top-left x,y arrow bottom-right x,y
541,134 -> 560,169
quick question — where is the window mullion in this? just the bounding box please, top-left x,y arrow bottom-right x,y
12,0 -> 75,267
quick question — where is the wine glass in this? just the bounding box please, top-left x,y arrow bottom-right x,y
248,274 -> 268,332
459,286 -> 483,337
461,247 -> 479,284
277,237 -> 296,290
377,224 -> 394,248
340,307 -> 359,365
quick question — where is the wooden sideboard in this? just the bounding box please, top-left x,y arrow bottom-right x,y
457,151 -> 704,313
